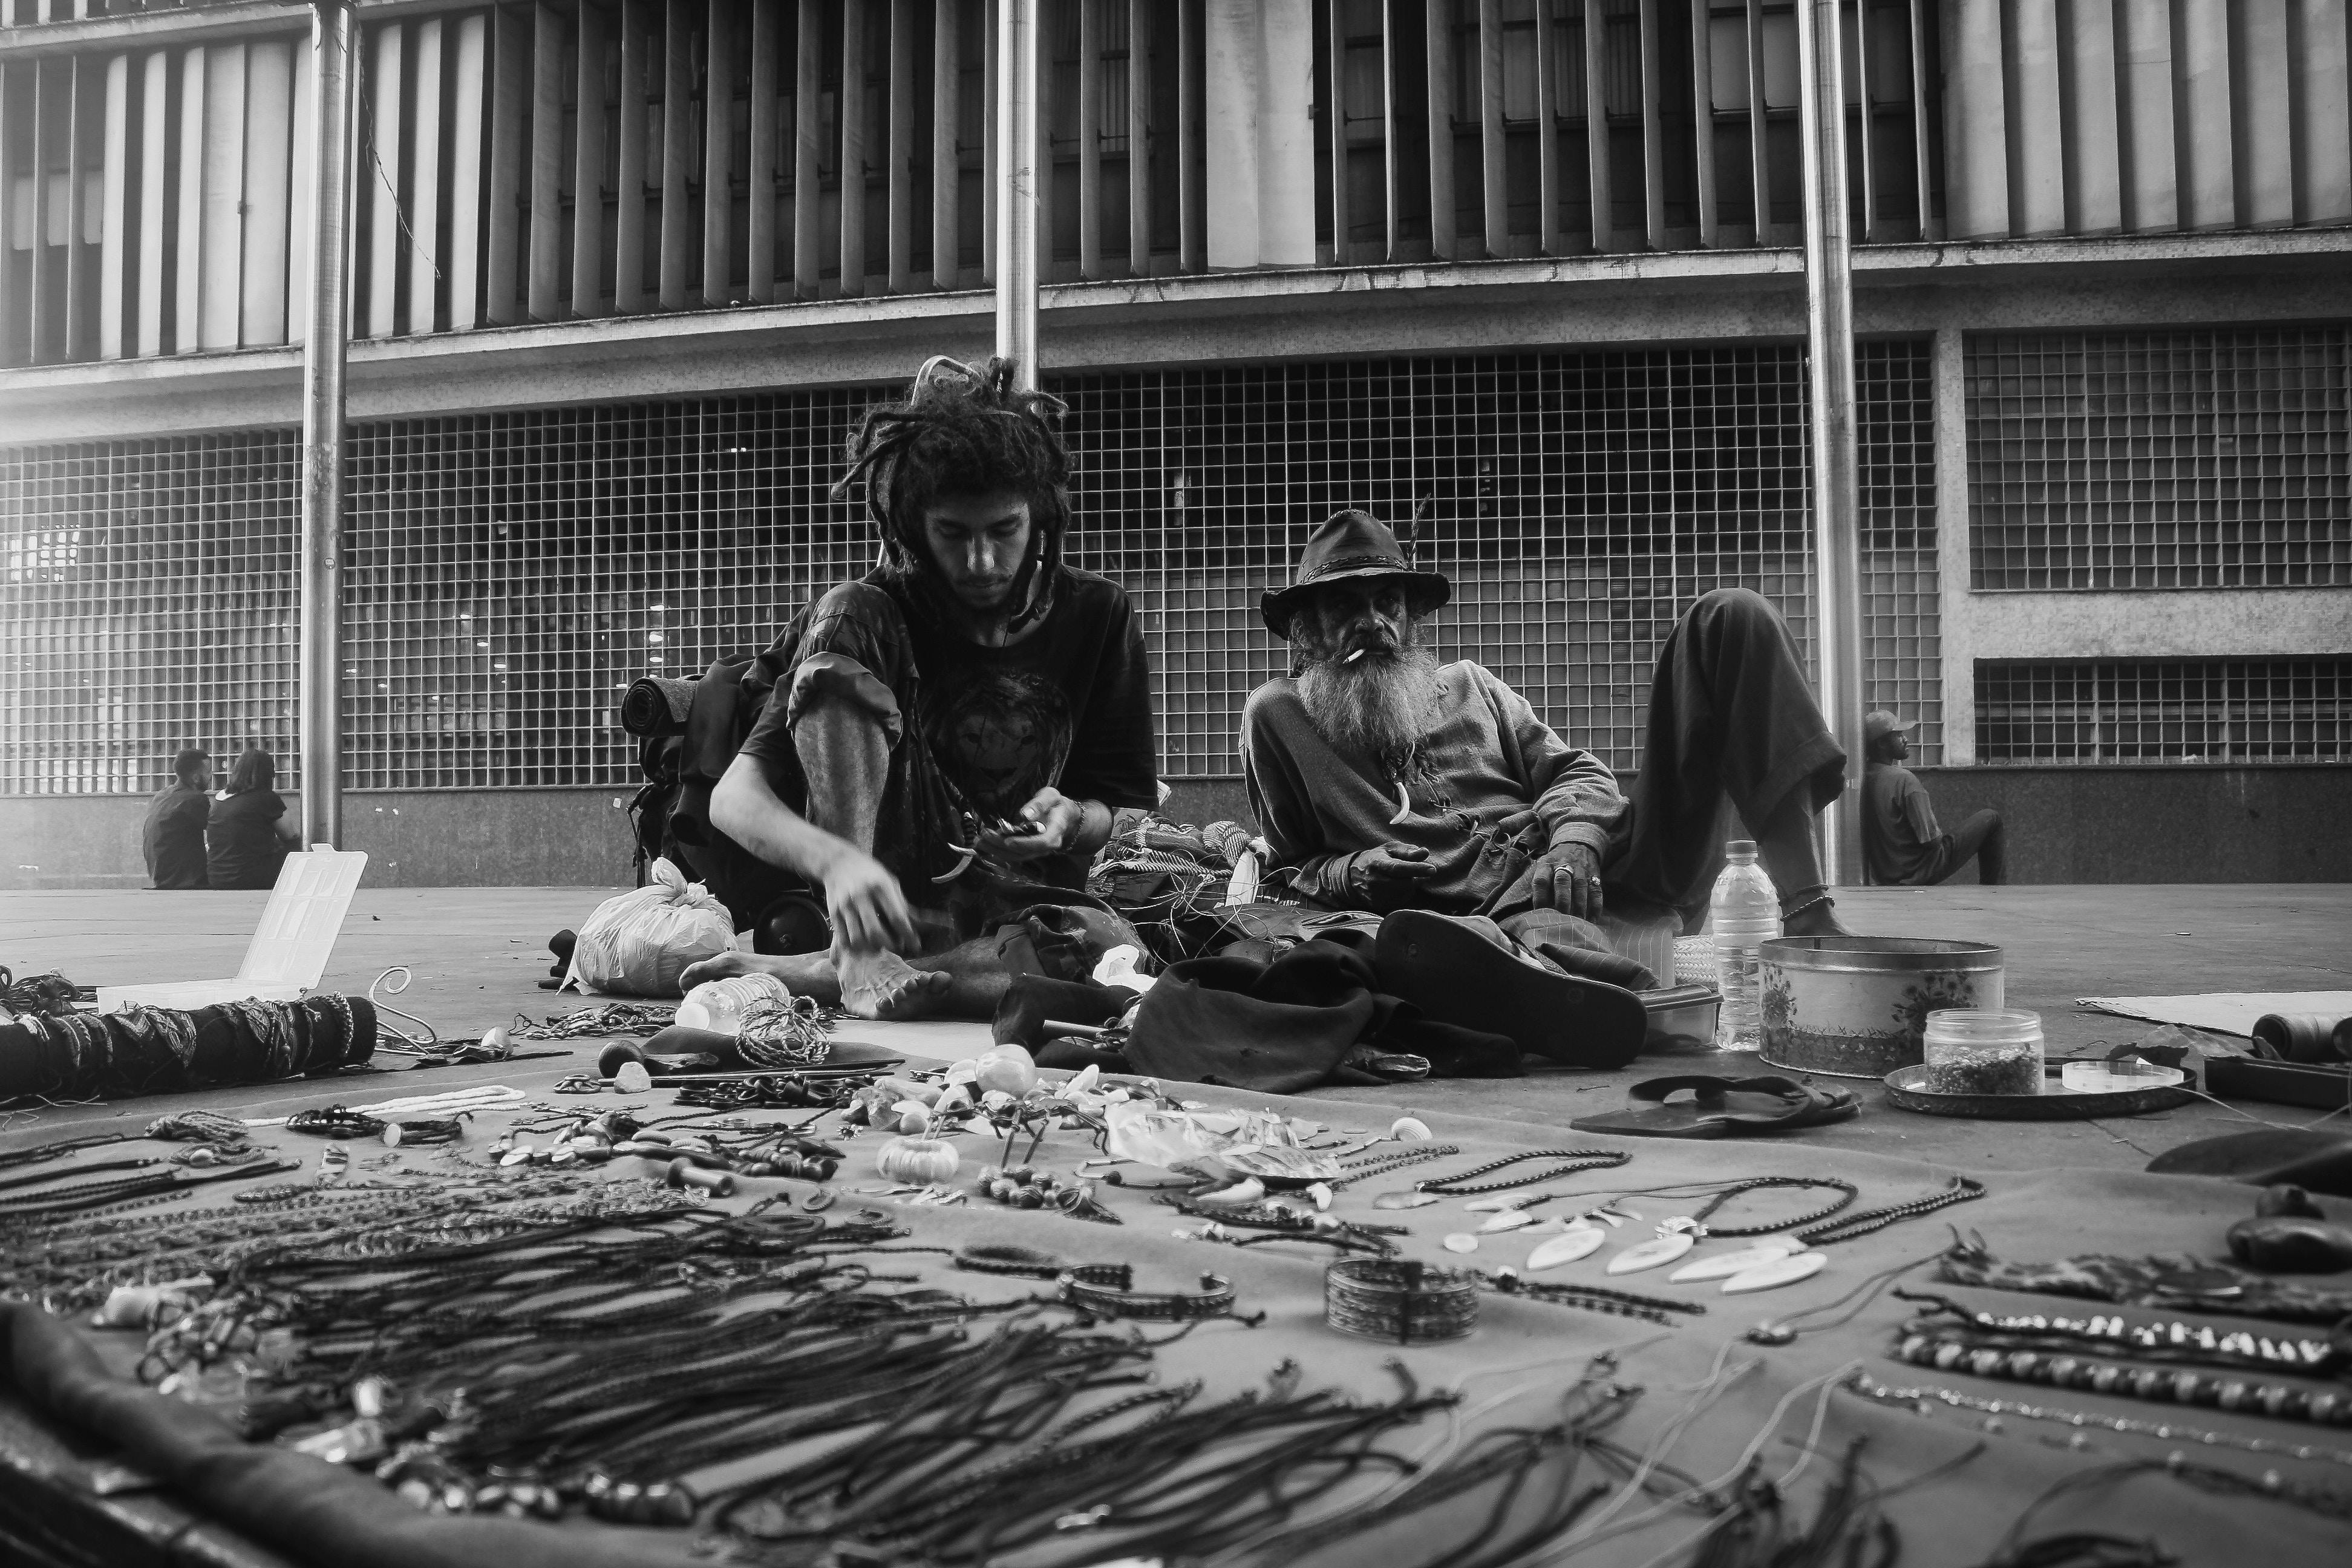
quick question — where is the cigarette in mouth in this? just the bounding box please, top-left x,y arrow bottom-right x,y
1343,649 -> 1368,664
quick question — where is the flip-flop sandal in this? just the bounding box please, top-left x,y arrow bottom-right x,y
1568,1074 -> 1857,1138
1374,909 -> 1648,1070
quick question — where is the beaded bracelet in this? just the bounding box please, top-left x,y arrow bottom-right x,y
1324,1258 -> 1480,1345
1893,1327 -> 2352,1428
1059,1269 -> 1239,1321
953,1244 -> 1130,1288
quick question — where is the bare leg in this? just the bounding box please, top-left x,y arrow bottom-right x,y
1757,789 -> 1854,937
681,935 -> 1011,1019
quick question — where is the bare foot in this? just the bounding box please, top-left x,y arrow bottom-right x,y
679,948 -> 841,1005
837,949 -> 952,1021
1782,900 -> 1854,938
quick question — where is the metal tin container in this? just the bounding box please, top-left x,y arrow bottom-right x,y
1757,937 -> 2005,1079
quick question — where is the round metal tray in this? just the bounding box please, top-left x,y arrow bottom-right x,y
1882,1064 -> 2196,1120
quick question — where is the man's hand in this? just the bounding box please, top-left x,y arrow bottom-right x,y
979,786 -> 1089,862
1529,841 -> 1604,920
820,848 -> 919,955
1346,841 -> 1438,904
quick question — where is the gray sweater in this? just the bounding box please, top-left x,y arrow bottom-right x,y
1241,661 -> 1628,913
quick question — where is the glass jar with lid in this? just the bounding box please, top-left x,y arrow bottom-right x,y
1921,1009 -> 2043,1096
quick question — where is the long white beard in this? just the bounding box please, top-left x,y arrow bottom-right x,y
1297,645 -> 1445,768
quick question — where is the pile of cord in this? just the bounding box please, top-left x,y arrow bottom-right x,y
105,1200 -> 1667,1566
0,994 -> 376,1103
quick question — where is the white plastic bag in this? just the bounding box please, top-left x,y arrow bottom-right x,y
564,858 -> 737,998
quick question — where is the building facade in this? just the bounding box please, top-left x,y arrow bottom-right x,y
2,0 -> 2347,889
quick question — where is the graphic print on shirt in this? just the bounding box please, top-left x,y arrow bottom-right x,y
924,667 -> 1073,817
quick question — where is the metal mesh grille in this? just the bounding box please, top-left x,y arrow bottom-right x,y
0,433 -> 300,795
1976,658 -> 2352,764
2,342 -> 1938,795
1967,327 -> 2352,591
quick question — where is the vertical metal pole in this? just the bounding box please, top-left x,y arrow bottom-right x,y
995,0 -> 1040,388
1797,0 -> 1862,884
299,0 -> 355,848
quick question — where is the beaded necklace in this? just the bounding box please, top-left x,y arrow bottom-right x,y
1414,1149 -> 1630,1195
1847,1370 -> 2352,1471
1890,1321 -> 2352,1432
1797,1174 -> 1984,1244
1684,1175 -> 1858,1236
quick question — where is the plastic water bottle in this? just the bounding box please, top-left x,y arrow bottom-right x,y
675,971 -> 792,1034
1708,840 -> 1782,1052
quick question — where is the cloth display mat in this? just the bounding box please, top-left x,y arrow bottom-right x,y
5,1073 -> 2350,1567
2076,990 -> 2352,1037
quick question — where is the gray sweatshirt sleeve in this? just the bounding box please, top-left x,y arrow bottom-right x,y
1241,687 -> 1365,906
1476,665 -> 1627,854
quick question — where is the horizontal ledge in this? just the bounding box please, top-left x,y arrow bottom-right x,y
0,0 -> 488,56
8,226 -> 2351,408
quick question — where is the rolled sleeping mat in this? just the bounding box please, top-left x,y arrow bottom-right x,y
619,675 -> 699,737
2251,1012 -> 2352,1065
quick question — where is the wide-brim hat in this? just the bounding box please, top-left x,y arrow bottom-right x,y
1259,509 -> 1452,639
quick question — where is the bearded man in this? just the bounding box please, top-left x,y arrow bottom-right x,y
679,358 -> 1158,1020
1241,510 -> 1852,1064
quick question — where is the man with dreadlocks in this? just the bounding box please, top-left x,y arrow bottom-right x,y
679,358 -> 1158,1019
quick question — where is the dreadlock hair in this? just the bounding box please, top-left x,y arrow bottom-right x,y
834,356 -> 1073,636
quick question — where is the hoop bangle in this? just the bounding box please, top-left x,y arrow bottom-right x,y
1059,1270 -> 1236,1321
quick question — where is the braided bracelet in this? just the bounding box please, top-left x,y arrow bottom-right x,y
1059,1269 -> 1241,1322
953,1244 -> 1130,1288
286,1106 -> 390,1140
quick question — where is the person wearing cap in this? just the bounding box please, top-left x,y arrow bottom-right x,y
140,746 -> 213,890
1241,510 -> 1855,1062
1863,710 -> 2005,886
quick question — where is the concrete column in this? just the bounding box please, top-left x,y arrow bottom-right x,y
1941,0 -> 2008,239
995,0 -> 1040,384
1797,0 -> 1863,883
1203,0 -> 1262,267
1202,0 -> 1315,269
1257,0 -> 1316,266
1931,324 -> 1975,766
299,0 -> 356,848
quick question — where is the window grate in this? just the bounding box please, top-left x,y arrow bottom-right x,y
2,342 -> 1937,795
1975,658 -> 2352,765
1967,327 -> 2352,592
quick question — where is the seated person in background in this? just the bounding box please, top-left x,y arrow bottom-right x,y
142,746 -> 213,890
1242,510 -> 1854,1061
681,358 -> 1158,1021
207,748 -> 301,890
1863,710 -> 2004,886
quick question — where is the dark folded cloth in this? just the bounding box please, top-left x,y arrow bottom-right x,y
1125,939 -> 1523,1094
619,676 -> 699,737
2147,1129 -> 2352,1196
991,976 -> 1137,1051
992,902 -> 1148,984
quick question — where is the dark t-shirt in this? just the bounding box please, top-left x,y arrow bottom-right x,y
737,567 -> 1158,893
207,789 -> 289,890
141,783 -> 212,890
1862,761 -> 1941,884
